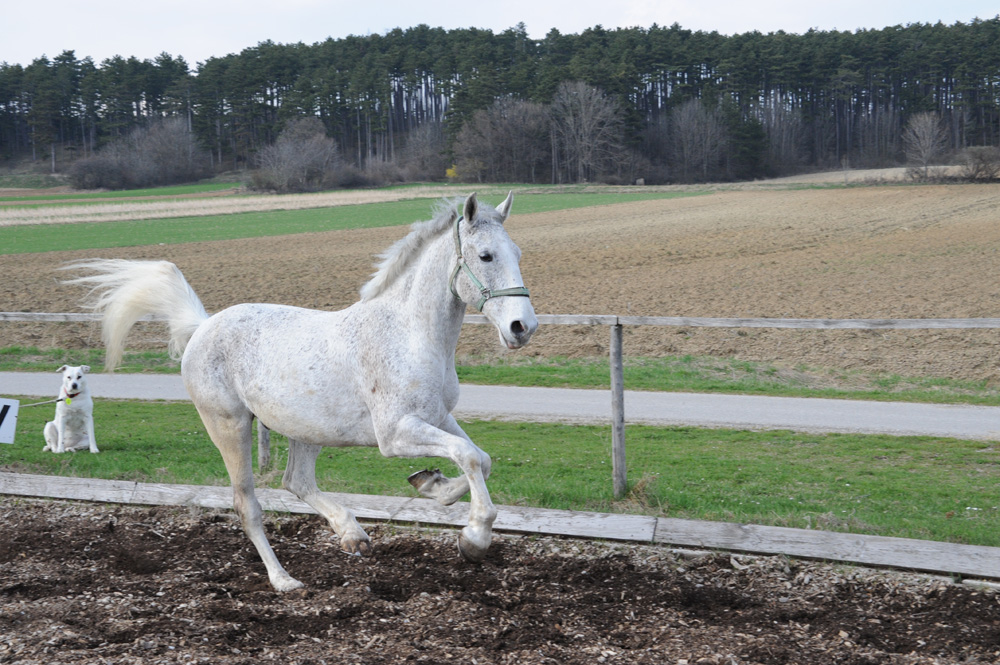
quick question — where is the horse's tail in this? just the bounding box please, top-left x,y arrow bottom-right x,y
64,259 -> 210,371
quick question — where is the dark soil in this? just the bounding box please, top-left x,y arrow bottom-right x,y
1,498 -> 998,664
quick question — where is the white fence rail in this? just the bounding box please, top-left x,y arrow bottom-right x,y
7,311 -> 1000,497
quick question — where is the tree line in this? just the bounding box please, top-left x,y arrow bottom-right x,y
1,18 -> 998,186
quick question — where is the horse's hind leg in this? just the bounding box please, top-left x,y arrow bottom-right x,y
283,439 -> 372,556
199,408 -> 304,592
407,415 -> 481,505
380,414 -> 496,563
408,468 -> 468,504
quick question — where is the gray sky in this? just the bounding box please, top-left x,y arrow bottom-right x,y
3,0 -> 998,68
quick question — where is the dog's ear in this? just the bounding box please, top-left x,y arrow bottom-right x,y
81,366 -> 91,374
57,365 -> 68,373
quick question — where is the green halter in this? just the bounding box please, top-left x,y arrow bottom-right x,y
449,214 -> 530,312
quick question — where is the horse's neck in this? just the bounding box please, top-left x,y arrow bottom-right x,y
378,231 -> 465,348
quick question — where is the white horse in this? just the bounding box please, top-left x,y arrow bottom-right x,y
67,192 -> 537,591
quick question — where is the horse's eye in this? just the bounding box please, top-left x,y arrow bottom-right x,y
479,252 -> 493,263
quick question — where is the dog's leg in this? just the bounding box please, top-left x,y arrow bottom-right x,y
54,413 -> 66,453
42,422 -> 57,452
86,415 -> 99,454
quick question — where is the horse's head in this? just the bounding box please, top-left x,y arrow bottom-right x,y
451,192 -> 538,349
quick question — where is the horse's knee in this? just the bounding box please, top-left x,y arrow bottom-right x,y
231,486 -> 263,524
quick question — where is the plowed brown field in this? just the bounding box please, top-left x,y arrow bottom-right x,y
4,183 -> 1000,381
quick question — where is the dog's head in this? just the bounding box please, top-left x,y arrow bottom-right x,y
57,365 -> 91,399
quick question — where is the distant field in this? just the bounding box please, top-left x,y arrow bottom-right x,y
3,178 -> 1000,384
0,190 -> 698,254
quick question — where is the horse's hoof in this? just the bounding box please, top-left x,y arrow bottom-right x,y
458,532 -> 488,563
271,575 -> 305,593
342,536 -> 373,557
407,468 -> 442,491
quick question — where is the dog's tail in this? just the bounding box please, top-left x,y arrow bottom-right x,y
64,260 -> 210,371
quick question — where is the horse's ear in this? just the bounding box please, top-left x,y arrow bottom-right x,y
497,190 -> 514,222
463,192 -> 478,223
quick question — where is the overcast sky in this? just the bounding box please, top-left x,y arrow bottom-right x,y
3,1 -> 998,68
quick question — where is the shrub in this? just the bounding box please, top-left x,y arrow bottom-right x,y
959,146 -> 1000,181
68,118 -> 210,190
251,118 -> 340,193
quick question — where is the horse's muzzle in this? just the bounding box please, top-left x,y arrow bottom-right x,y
504,316 -> 538,349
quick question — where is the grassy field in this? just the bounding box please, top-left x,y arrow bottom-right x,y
5,396 -> 997,547
0,190 -> 697,255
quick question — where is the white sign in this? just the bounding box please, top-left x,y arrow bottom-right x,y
0,398 -> 18,444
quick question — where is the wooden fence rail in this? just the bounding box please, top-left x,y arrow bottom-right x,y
3,471 -> 999,581
6,311 -> 1000,497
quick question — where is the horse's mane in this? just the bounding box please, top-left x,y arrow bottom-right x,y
359,199 -> 459,301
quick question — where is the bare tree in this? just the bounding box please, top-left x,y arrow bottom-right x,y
252,117 -> 340,192
453,96 -> 550,182
902,111 -> 948,180
453,107 -> 501,182
550,82 -> 624,183
670,98 -> 728,182
141,118 -> 211,184
398,121 -> 448,181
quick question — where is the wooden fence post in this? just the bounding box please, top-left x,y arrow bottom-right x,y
610,322 -> 626,498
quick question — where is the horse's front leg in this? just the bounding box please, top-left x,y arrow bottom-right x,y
282,439 -> 372,556
382,414 -> 496,563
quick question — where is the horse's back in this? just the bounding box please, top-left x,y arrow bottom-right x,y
182,303 -> 375,443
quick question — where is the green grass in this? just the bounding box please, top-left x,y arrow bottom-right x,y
457,354 -> 1000,405
0,191 -> 700,255
6,346 -> 999,406
0,347 -> 181,374
0,181 -> 240,202
5,397 -> 998,547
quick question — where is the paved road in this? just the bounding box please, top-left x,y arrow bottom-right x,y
4,371 -> 1000,440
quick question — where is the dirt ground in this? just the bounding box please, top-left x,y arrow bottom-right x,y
1,497 -> 999,665
4,183 -> 1000,381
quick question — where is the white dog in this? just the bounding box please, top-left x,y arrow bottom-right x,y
42,365 -> 99,454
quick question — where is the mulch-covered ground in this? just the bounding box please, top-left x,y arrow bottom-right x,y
1,498 -> 998,664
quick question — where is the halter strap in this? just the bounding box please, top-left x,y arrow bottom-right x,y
449,215 -> 530,313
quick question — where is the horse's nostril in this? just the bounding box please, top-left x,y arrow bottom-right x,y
510,320 -> 525,335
